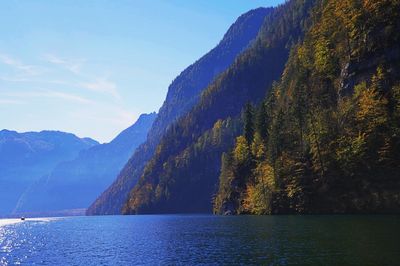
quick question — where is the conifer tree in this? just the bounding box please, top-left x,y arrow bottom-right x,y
243,103 -> 255,144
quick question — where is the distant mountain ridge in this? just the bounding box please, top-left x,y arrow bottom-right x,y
13,113 -> 156,215
87,7 -> 271,215
0,130 -> 98,216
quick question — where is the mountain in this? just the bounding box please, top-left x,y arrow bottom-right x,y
13,113 -> 156,215
121,0 -> 316,214
214,0 -> 400,215
0,130 -> 98,216
87,7 -> 271,215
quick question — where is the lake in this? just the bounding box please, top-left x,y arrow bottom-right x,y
0,215 -> 399,265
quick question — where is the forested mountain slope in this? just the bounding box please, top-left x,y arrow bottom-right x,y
87,8 -> 271,215
122,0 -> 316,214
214,0 -> 400,215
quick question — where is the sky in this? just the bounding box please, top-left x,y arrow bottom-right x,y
0,0 -> 285,143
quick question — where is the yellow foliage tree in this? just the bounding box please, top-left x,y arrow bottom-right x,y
251,132 -> 266,161
233,136 -> 251,163
354,82 -> 388,134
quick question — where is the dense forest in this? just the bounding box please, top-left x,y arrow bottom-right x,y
214,0 -> 400,214
122,0 -> 316,214
95,0 -> 400,216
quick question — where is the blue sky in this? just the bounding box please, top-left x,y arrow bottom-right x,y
0,0 -> 284,143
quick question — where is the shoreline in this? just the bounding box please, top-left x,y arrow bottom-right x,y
0,218 -> 22,227
0,217 -> 64,228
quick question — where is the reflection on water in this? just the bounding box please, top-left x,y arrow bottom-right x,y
0,218 -> 63,265
0,215 -> 399,265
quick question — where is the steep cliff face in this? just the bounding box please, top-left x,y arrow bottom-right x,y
122,0 -> 316,214
14,113 -> 156,215
87,8 -> 271,215
340,46 -> 400,96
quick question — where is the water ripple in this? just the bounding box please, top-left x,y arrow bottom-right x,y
0,215 -> 399,265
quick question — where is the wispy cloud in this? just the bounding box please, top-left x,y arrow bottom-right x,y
43,54 -> 121,100
1,52 -> 121,101
79,78 -> 120,100
0,54 -> 43,76
1,90 -> 92,104
46,91 -> 93,104
0,76 -> 30,82
43,54 -> 85,75
0,99 -> 25,105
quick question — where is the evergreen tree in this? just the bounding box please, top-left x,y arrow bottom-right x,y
243,103 -> 255,144
255,101 -> 268,140
214,0 -> 400,215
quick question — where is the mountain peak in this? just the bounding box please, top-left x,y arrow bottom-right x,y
87,7 -> 271,215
